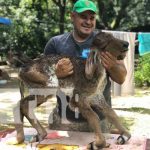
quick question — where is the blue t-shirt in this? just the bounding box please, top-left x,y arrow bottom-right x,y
44,31 -> 111,106
44,32 -> 94,58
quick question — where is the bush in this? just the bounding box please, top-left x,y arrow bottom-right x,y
134,54 -> 150,87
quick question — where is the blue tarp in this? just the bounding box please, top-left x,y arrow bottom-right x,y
0,17 -> 11,25
138,32 -> 150,56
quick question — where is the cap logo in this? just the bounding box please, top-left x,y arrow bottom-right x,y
85,1 -> 90,6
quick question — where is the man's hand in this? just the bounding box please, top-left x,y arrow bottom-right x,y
55,58 -> 73,78
100,51 -> 127,84
100,51 -> 118,70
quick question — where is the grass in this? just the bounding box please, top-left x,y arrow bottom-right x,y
0,124 -> 15,131
134,87 -> 150,97
114,107 -> 150,115
110,116 -> 135,132
119,117 -> 135,130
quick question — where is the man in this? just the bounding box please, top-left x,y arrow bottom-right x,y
44,0 -> 127,131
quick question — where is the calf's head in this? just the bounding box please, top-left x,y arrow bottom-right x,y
85,32 -> 129,79
92,32 -> 129,60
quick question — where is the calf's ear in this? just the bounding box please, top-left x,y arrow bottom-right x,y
85,52 -> 97,80
92,32 -> 113,51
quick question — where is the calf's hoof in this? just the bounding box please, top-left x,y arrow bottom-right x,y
30,133 -> 47,143
87,141 -> 110,150
117,133 -> 131,144
16,133 -> 25,144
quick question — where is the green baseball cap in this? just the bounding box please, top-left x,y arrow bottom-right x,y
73,0 -> 97,13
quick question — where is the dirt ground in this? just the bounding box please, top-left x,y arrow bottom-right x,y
0,65 -> 150,139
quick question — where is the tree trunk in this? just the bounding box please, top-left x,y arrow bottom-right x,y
52,0 -> 66,34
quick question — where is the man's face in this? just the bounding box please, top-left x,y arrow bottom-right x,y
71,10 -> 96,38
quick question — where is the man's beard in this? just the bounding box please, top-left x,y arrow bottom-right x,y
74,28 -> 93,41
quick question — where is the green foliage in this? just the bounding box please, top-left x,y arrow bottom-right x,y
122,0 -> 150,30
135,54 -> 150,87
97,0 -> 150,30
0,0 -> 72,58
0,0 -> 150,58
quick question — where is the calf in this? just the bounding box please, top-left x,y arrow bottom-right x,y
13,32 -> 130,149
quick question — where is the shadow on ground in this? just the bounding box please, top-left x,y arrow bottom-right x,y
114,107 -> 150,115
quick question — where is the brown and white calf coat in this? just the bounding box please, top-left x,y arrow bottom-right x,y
13,32 -> 131,149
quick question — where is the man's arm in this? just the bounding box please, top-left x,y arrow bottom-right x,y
100,51 -> 127,84
44,38 -> 74,78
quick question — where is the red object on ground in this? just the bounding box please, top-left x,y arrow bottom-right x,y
0,129 -> 15,139
45,131 -> 68,139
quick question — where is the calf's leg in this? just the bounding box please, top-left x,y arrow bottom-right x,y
100,100 -> 131,144
74,98 -> 109,149
14,95 -> 51,143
